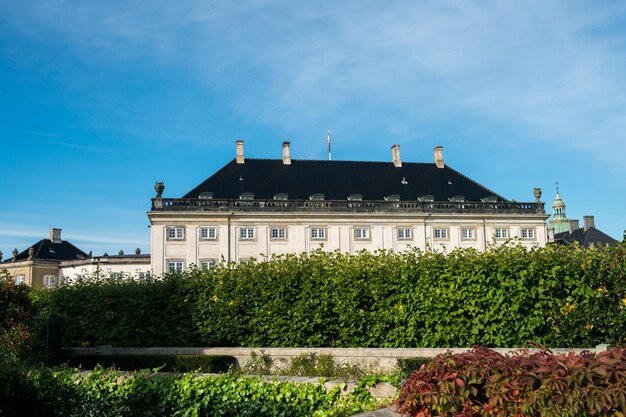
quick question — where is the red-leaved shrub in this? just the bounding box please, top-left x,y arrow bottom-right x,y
396,346 -> 626,417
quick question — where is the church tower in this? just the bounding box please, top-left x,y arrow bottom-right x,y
548,184 -> 572,234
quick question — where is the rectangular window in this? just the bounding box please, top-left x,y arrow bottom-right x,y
433,228 -> 448,239
521,228 -> 535,239
167,260 -> 184,273
43,275 -> 56,288
15,275 -> 25,285
271,228 -> 287,240
200,227 -> 217,240
167,227 -> 185,240
311,227 -> 327,240
200,259 -> 217,269
461,228 -> 475,239
495,228 -> 509,239
397,228 -> 413,240
354,227 -> 370,240
239,228 -> 255,240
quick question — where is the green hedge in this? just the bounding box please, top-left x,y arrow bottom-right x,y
31,243 -> 626,348
0,366 -> 378,417
51,354 -> 237,372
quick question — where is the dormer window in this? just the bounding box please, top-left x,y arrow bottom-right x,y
347,194 -> 363,201
481,196 -> 498,203
199,192 -> 214,199
384,194 -> 400,201
449,195 -> 465,202
309,193 -> 325,201
274,193 -> 289,200
418,195 -> 434,202
240,192 -> 255,200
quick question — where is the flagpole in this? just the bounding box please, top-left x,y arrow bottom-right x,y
327,129 -> 331,160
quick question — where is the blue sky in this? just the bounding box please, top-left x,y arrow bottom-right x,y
1,0 -> 625,257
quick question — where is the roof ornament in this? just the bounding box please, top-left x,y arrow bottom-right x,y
119,250 -> 124,255
154,182 -> 165,197
0,251 -> 3,261
533,187 -> 542,203
12,248 -> 18,260
28,247 -> 34,259
135,248 -> 141,255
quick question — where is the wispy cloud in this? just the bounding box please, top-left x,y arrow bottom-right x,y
5,1 -> 621,164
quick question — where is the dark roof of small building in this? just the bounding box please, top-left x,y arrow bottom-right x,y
554,227 -> 618,247
183,158 -> 508,202
2,239 -> 90,263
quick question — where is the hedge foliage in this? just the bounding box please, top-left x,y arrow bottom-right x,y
31,242 -> 626,349
396,347 -> 626,417
0,366 -> 379,417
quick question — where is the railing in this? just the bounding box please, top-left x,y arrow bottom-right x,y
151,197 -> 545,215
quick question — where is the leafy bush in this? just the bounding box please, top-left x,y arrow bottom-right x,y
52,354 -> 237,372
0,367 -> 380,417
0,269 -> 35,356
396,346 -> 626,417
32,242 -> 626,348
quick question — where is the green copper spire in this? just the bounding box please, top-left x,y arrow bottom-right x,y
549,182 -> 571,234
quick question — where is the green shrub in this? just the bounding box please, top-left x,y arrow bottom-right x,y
32,243 -> 626,348
6,367 -> 379,417
51,354 -> 237,372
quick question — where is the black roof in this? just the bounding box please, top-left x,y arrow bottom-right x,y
554,227 -> 618,247
183,158 -> 507,202
2,239 -> 89,263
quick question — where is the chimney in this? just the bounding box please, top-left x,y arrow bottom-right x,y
236,139 -> 244,164
583,215 -> 595,231
434,146 -> 444,168
49,228 -> 62,243
391,144 -> 402,167
282,141 -> 291,165
568,219 -> 580,233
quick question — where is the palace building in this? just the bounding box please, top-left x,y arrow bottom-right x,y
147,141 -> 549,275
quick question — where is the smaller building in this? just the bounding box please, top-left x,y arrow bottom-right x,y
553,215 -> 618,248
1,228 -> 151,288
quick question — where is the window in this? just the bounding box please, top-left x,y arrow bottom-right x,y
433,228 -> 448,239
397,228 -> 413,240
200,259 -> 217,269
167,226 -> 184,240
271,228 -> 287,240
239,227 -> 255,240
311,228 -> 327,240
43,275 -> 56,288
521,228 -> 535,239
15,275 -> 25,285
354,227 -> 370,240
200,227 -> 217,240
495,228 -> 509,239
461,228 -> 475,239
167,260 -> 184,273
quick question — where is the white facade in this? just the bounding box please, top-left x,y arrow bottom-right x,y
148,209 -> 547,275
59,255 -> 151,283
